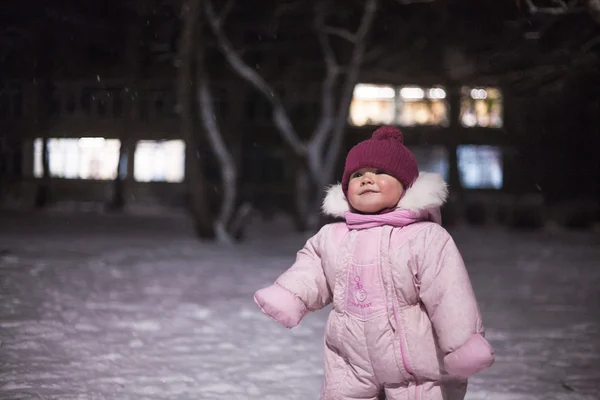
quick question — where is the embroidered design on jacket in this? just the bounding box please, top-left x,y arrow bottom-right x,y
354,276 -> 367,302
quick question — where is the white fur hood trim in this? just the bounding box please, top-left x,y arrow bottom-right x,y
321,172 -> 448,218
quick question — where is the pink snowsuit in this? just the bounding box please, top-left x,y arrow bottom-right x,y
254,173 -> 495,400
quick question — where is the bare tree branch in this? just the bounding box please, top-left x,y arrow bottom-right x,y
198,78 -> 236,244
525,0 -> 569,15
323,0 -> 378,183
269,0 -> 304,33
308,0 -> 341,178
274,0 -> 304,18
206,0 -> 378,224
204,0 -> 307,156
394,0 -> 435,4
476,54 -> 594,91
524,0 -> 600,24
218,0 -> 235,26
363,45 -> 386,63
587,0 -> 600,23
319,25 -> 357,43
583,34 -> 600,50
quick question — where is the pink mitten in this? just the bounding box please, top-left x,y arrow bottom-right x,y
254,284 -> 308,329
444,333 -> 495,378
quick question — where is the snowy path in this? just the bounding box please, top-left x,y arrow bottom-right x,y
0,212 -> 599,400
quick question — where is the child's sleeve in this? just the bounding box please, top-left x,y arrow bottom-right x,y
254,225 -> 332,329
416,225 -> 495,379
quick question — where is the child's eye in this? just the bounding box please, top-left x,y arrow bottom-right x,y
375,169 -> 386,175
351,172 -> 363,179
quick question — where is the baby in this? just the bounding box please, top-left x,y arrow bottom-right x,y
254,126 -> 495,400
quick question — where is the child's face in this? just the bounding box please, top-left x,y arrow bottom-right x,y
347,167 -> 404,214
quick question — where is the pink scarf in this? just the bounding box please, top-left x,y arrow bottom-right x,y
345,207 -> 441,230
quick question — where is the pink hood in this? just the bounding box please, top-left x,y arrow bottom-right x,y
321,171 -> 448,221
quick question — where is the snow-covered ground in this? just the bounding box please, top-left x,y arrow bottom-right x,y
0,210 -> 599,400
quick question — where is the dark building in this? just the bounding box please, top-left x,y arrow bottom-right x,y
1,0 -> 598,228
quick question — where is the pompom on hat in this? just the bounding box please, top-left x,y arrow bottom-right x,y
341,126 -> 419,196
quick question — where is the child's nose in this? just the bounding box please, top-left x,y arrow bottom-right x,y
361,173 -> 374,184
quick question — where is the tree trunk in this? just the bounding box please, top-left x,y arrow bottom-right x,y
178,0 -> 215,239
108,141 -> 127,210
34,81 -> 53,209
110,12 -> 144,211
445,85 -> 464,225
34,30 -> 55,209
34,135 -> 50,208
292,161 -> 312,231
109,122 -> 127,211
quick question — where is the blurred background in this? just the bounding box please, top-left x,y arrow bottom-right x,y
1,0 -> 599,239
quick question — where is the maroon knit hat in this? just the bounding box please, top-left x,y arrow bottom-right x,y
341,126 -> 419,196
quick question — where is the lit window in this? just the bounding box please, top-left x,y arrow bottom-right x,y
134,140 -> 185,182
349,84 -> 449,127
457,145 -> 503,189
349,84 -> 396,126
460,87 -> 503,128
33,138 -> 121,180
411,146 -> 449,180
396,86 -> 449,127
